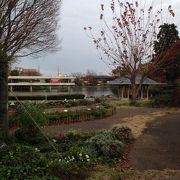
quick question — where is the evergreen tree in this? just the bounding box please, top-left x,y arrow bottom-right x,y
154,24 -> 179,82
154,23 -> 179,55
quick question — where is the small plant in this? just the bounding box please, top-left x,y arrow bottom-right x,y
15,103 -> 47,143
95,96 -> 105,103
112,127 -> 134,143
16,103 -> 47,132
65,130 -> 106,141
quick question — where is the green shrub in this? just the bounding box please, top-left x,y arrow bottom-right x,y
116,100 -> 154,107
14,129 -> 45,144
16,104 -> 47,132
176,79 -> 180,87
64,130 -> 108,142
0,144 -> 90,179
0,126 -> 134,178
47,106 -> 110,123
153,94 -> 173,107
95,96 -> 106,103
14,103 -> 47,143
87,133 -> 124,162
90,107 -> 107,118
65,130 -> 92,141
0,144 -> 51,179
149,84 -> 175,96
21,99 -> 96,109
0,144 -> 91,179
61,127 -> 133,164
129,101 -> 141,107
112,127 -> 134,143
61,145 -> 96,166
9,93 -> 85,101
150,83 -> 179,107
48,153 -> 91,179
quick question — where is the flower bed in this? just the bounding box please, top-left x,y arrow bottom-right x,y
47,106 -> 116,125
1,127 -> 133,179
38,99 -> 97,108
9,102 -> 116,129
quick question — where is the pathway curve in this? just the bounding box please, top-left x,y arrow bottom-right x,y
129,111 -> 180,170
44,106 -> 180,170
44,107 -> 178,139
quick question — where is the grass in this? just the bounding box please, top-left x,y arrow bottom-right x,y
112,99 -> 155,107
120,169 -> 180,180
87,165 -> 121,180
87,166 -> 180,180
111,108 -> 179,139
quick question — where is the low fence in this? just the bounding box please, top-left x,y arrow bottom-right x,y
46,107 -> 116,126
9,107 -> 116,130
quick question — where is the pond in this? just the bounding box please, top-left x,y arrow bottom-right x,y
10,86 -> 120,98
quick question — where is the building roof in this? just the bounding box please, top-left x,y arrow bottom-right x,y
108,75 -> 162,85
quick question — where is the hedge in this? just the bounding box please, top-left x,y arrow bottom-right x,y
8,93 -> 85,101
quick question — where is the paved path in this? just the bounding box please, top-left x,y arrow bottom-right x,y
129,112 -> 180,170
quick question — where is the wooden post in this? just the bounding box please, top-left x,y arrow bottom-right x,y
141,86 -> 143,99
147,86 -> 149,100
118,86 -> 121,99
121,86 -> 124,99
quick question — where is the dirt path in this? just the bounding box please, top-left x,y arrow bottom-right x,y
129,111 -> 180,170
44,106 -> 180,170
44,107 -> 178,137
44,107 -> 167,137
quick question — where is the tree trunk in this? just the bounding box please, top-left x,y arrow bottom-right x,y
131,83 -> 137,103
0,58 -> 9,141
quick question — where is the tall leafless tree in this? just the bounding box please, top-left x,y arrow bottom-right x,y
0,0 -> 61,140
85,0 -> 175,102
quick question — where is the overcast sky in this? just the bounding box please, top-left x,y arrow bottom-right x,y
16,0 -> 180,75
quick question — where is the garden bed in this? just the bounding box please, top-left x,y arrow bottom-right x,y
1,127 -> 133,179
46,106 -> 116,126
9,99 -> 116,129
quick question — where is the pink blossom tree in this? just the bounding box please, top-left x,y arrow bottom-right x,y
85,0 -> 175,102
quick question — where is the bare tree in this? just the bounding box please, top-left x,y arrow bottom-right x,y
0,0 -> 61,140
84,0 -> 175,102
19,68 -> 42,76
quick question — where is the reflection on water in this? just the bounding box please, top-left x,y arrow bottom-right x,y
69,86 -> 114,97
10,86 -> 120,97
